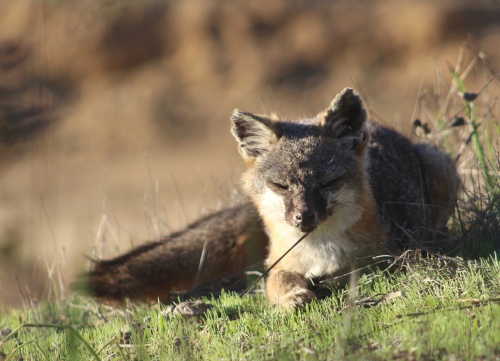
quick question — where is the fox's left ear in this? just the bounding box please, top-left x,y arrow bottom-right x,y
321,88 -> 368,150
231,109 -> 279,163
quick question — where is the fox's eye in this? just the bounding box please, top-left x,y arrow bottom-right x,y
319,178 -> 340,190
268,180 -> 290,192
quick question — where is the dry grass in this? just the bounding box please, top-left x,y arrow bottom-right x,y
409,44 -> 500,258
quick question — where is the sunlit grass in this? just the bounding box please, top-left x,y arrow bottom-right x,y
1,257 -> 500,360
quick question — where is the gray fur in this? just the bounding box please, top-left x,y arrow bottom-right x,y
232,87 -> 459,251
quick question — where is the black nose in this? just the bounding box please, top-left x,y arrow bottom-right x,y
293,211 -> 315,231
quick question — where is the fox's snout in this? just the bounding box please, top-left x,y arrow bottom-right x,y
282,189 -> 328,233
288,209 -> 318,233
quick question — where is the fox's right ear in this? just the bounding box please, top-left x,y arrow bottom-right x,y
321,88 -> 368,150
231,109 -> 279,163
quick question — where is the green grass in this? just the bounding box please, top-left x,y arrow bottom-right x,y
1,46 -> 499,360
1,257 -> 500,360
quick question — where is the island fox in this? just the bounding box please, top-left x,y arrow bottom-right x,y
82,88 -> 459,309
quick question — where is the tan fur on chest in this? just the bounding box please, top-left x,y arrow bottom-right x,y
265,191 -> 387,278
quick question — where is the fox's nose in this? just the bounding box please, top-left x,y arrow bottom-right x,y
293,211 -> 316,231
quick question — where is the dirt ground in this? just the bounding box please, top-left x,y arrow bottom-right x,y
0,0 -> 499,307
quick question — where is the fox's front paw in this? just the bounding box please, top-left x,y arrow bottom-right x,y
266,270 -> 315,310
280,286 -> 316,310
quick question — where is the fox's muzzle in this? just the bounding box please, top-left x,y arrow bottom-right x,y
291,210 -> 317,233
284,189 -> 327,233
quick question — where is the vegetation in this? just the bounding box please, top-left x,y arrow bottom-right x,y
1,48 -> 499,360
1,257 -> 500,360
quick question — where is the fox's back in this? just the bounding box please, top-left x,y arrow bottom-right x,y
366,123 -> 459,251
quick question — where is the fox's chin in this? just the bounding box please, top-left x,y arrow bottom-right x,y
301,227 -> 316,233
292,224 -> 317,233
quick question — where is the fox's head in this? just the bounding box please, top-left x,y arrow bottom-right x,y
231,88 -> 370,234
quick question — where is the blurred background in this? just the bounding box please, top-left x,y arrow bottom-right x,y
0,0 -> 499,307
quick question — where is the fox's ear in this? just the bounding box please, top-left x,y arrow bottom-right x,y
321,88 -> 368,149
231,109 -> 279,162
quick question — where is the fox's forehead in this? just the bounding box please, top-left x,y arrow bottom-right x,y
259,132 -> 355,181
274,117 -> 323,138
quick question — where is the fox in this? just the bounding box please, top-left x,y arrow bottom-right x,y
80,88 -> 459,309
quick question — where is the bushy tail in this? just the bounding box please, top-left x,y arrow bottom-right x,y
75,203 -> 268,303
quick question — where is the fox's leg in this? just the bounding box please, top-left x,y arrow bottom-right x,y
266,269 -> 315,310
